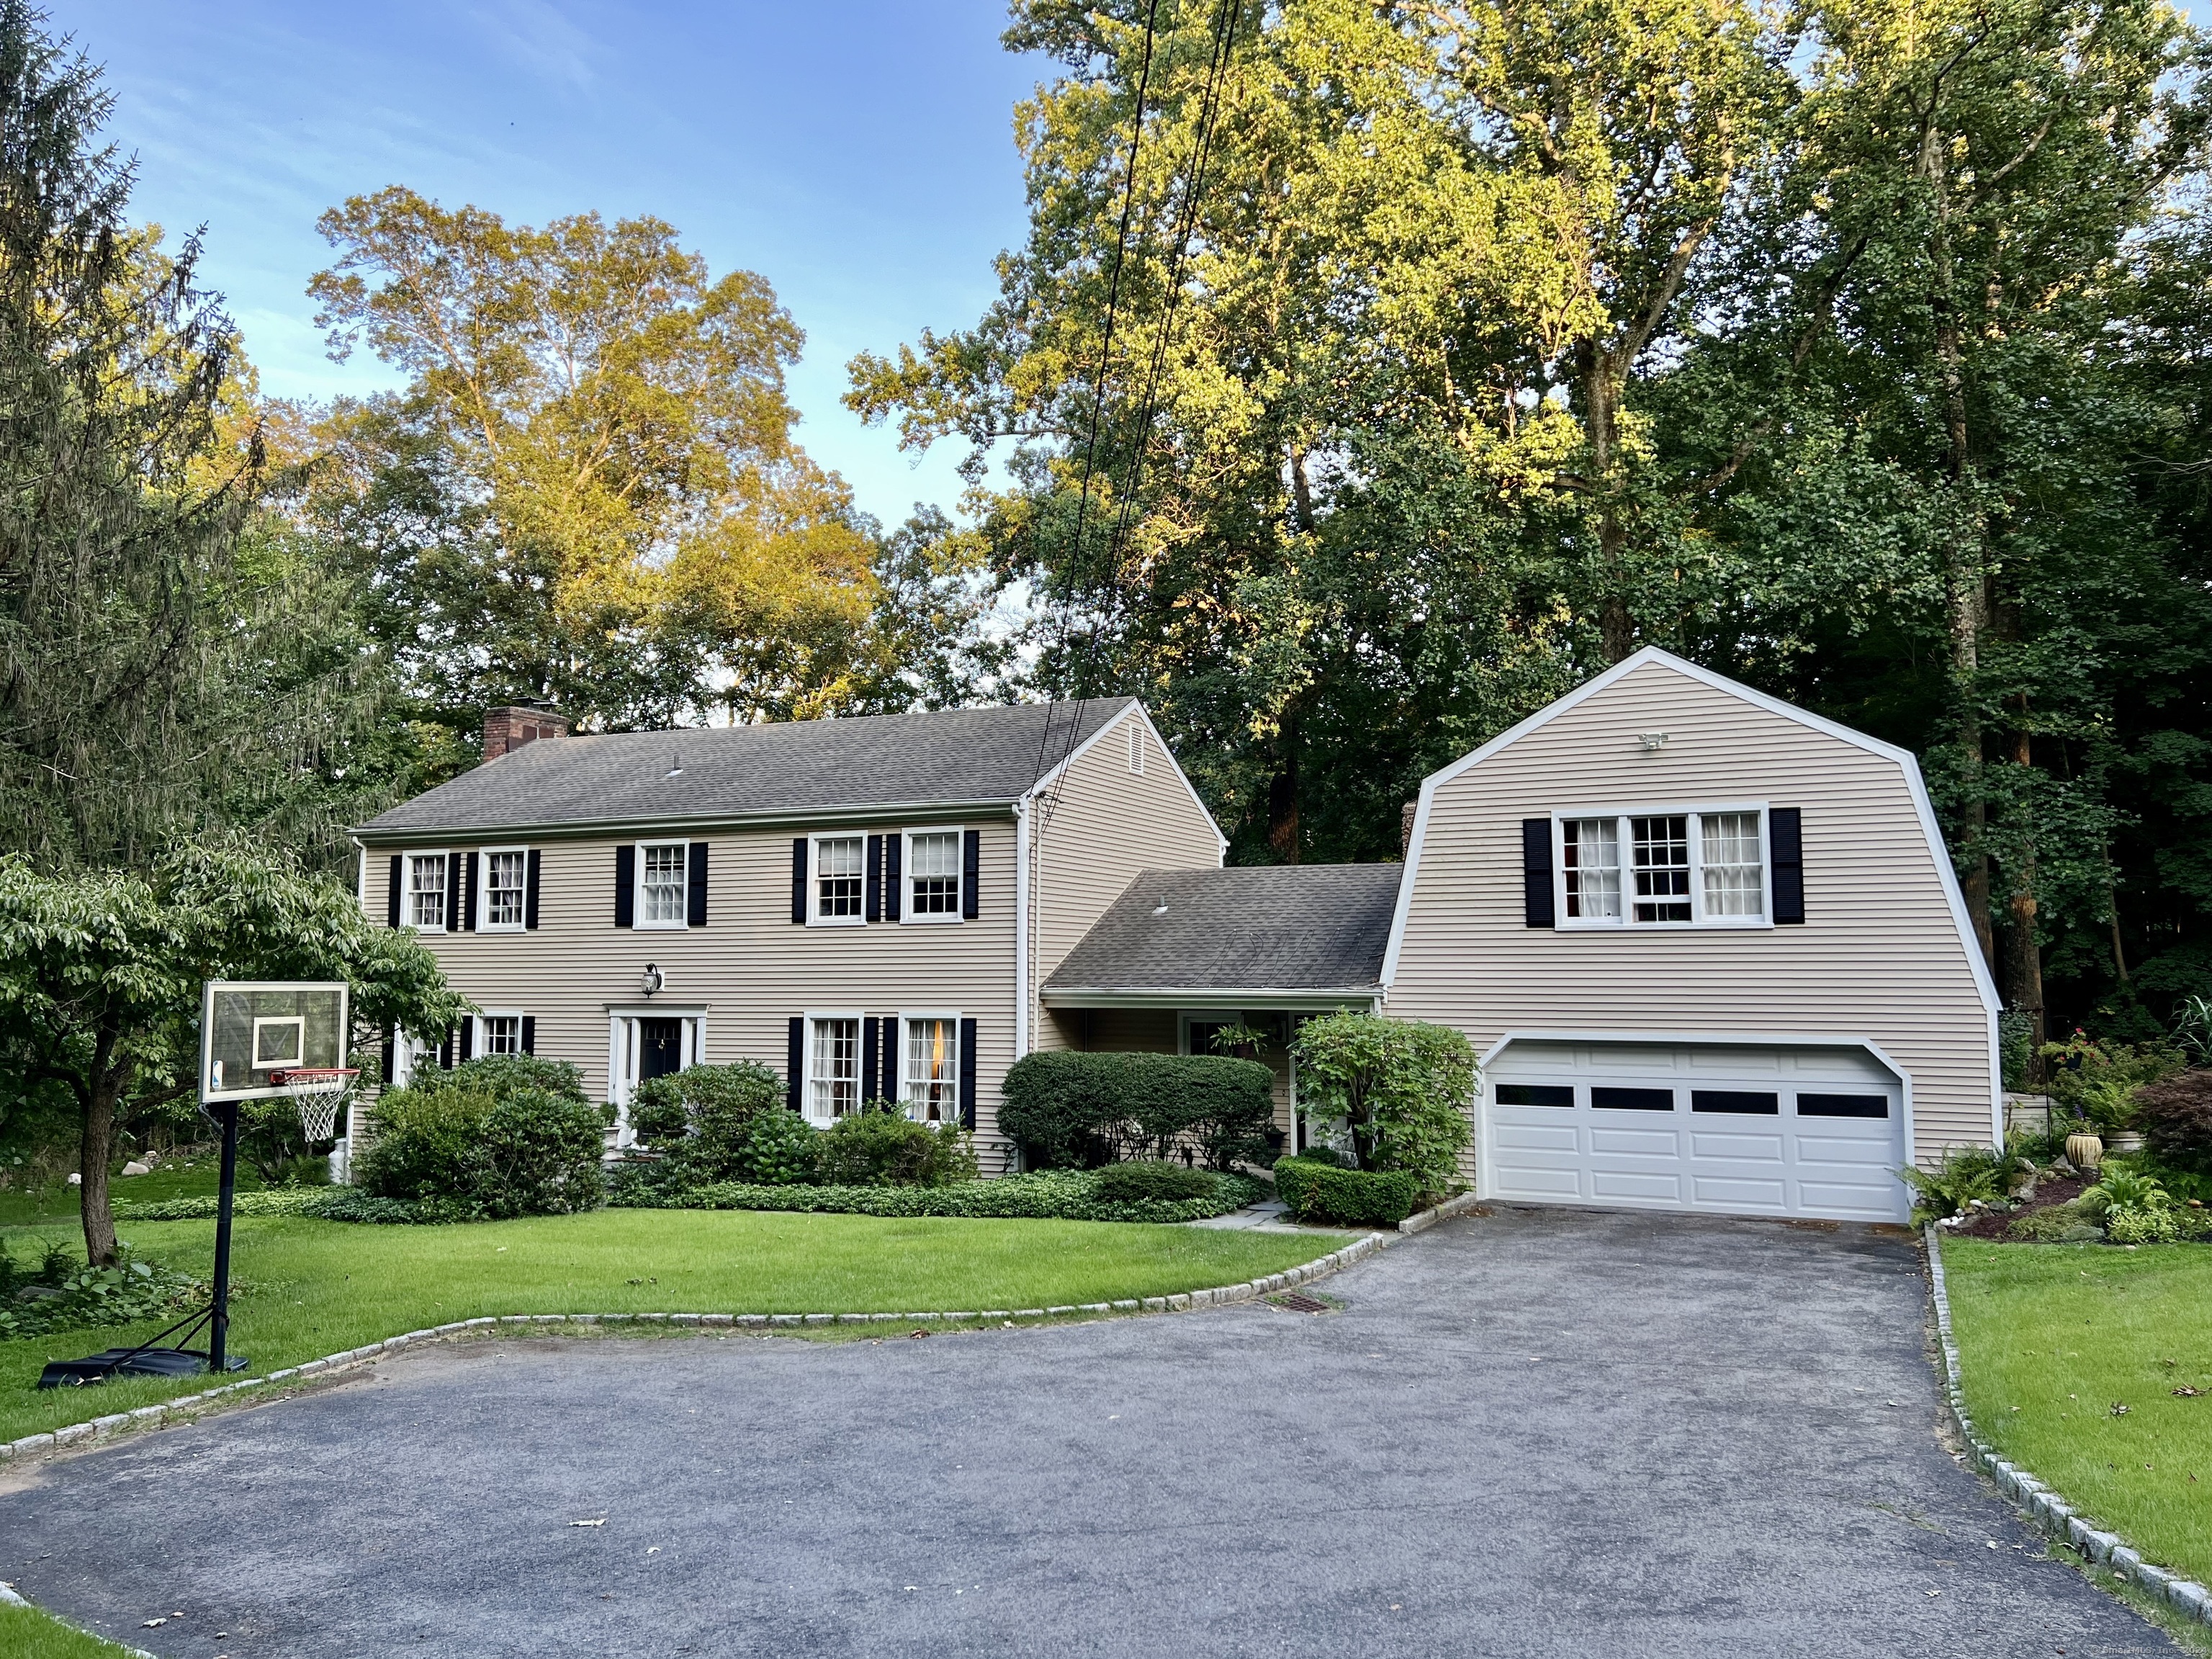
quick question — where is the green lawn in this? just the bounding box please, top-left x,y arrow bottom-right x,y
0,1601 -> 141,1658
1941,1238 -> 2212,1586
1,1207 -> 1334,1446
0,1158 -> 261,1230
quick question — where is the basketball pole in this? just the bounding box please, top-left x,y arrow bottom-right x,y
208,1100 -> 240,1375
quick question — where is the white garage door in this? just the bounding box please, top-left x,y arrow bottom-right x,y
1481,1040 -> 1908,1223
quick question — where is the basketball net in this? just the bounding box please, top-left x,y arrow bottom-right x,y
273,1068 -> 359,1144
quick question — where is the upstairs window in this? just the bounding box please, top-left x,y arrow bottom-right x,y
482,850 -> 528,929
814,836 -> 865,922
406,853 -> 447,930
639,842 -> 688,927
907,830 -> 961,919
1556,808 -> 1771,929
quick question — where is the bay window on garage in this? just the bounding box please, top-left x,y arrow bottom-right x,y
1560,806 -> 1769,927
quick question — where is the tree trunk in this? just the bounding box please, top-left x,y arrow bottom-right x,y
2003,720 -> 2044,1078
80,1077 -> 118,1267
1578,344 -> 1635,662
1268,716 -> 1300,864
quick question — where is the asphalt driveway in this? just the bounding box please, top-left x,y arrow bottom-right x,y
0,1207 -> 2180,1657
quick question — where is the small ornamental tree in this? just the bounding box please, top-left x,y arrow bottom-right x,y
0,840 -> 467,1264
1289,1012 -> 1474,1194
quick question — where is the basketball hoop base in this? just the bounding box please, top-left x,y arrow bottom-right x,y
38,1346 -> 248,1388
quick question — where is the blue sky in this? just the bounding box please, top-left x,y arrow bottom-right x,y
53,1 -> 1043,529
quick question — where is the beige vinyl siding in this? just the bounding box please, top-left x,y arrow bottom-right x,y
395,820 -> 1022,1156
1044,1007 -> 1298,1135
1387,659 -> 1994,1167
1028,711 -> 1224,1051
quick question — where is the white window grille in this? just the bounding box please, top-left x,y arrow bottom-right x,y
902,1017 -> 960,1123
1563,819 -> 1622,920
483,1015 -> 521,1056
1555,808 -> 1770,928
1700,811 -> 1765,917
407,854 -> 447,929
815,837 -> 863,920
809,1017 -> 861,1120
1631,815 -> 1693,922
484,850 -> 527,928
641,842 -> 687,925
907,832 -> 961,917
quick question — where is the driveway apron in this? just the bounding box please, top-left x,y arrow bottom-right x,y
0,1207 -> 2180,1657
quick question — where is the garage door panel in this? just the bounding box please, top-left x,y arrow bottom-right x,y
1484,1041 -> 1908,1223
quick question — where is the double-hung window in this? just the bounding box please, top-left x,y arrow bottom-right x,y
481,848 -> 528,930
406,853 -> 448,930
807,1015 -> 862,1120
482,1014 -> 522,1056
638,842 -> 688,927
905,830 -> 961,920
902,1016 -> 960,1123
812,836 -> 865,924
1557,807 -> 1769,928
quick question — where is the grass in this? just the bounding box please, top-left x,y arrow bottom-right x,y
1941,1237 -> 2212,1588
0,1207 -> 1334,1447
0,1600 -> 144,1658
0,1157 -> 261,1230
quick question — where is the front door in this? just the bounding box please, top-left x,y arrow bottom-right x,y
639,1017 -> 685,1084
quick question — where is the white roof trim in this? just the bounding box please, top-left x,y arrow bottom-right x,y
1025,700 -> 1228,857
1380,647 -> 2002,1032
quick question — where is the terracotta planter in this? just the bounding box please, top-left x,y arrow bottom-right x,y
2065,1131 -> 2104,1172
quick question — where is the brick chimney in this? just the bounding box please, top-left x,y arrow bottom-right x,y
1401,800 -> 1418,858
482,706 -> 570,763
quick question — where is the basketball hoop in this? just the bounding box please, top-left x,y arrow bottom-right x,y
271,1067 -> 358,1144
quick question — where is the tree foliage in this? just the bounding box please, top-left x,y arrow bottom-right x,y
1289,1012 -> 1475,1190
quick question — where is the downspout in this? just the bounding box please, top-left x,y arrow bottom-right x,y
1015,796 -> 1033,1061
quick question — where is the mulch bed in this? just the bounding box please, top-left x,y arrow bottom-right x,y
1946,1172 -> 2091,1241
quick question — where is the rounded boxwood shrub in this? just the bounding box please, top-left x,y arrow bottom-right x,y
1093,1159 -> 1218,1201
357,1056 -> 605,1220
998,1051 -> 1275,1169
629,1061 -> 786,1184
814,1105 -> 978,1187
1273,1155 -> 1420,1226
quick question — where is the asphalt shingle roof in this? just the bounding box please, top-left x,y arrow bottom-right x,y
356,699 -> 1136,838
1046,864 -> 1403,994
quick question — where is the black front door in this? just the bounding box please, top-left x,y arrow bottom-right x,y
639,1017 -> 684,1082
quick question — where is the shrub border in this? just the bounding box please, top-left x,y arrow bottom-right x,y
1923,1223 -> 2212,1626
0,1233 -> 1388,1469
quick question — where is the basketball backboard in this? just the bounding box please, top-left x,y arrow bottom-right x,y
200,981 -> 350,1104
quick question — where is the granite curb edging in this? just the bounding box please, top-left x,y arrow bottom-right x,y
1923,1223 -> 2212,1626
0,1232 -> 1390,1470
1398,1191 -> 1485,1235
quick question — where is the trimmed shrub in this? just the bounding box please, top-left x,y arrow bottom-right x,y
737,1107 -> 821,1185
356,1058 -> 605,1220
1289,1013 -> 1473,1194
1094,1159 -> 1218,1201
1273,1156 -> 1419,1227
2136,1069 -> 2212,1175
629,1061 -> 786,1184
997,1051 -> 1276,1170
814,1105 -> 979,1187
617,1169 -> 1268,1224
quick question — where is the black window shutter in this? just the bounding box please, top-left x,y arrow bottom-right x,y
961,830 -> 981,920
881,1016 -> 900,1100
687,842 -> 709,927
958,1018 -> 979,1128
1521,818 -> 1556,929
791,838 -> 808,925
865,834 -> 883,922
438,1029 -> 454,1071
884,836 -> 902,921
1770,808 -> 1806,925
524,849 -> 542,930
459,851 -> 478,932
521,1015 -> 536,1056
861,1015 -> 879,1103
387,856 -> 402,928
615,845 -> 636,928
446,851 -> 464,931
786,1017 -> 804,1111
381,1023 -> 397,1087
459,1018 -> 475,1062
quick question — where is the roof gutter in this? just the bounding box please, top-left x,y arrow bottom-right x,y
349,797 -> 1024,847
1040,986 -> 1383,1011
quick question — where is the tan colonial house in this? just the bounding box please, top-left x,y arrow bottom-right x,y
354,647 -> 1999,1222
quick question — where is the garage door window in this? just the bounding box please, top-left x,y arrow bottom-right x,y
1591,1086 -> 1673,1111
1497,1083 -> 1573,1107
1798,1092 -> 1889,1118
1691,1089 -> 1779,1115
1555,806 -> 1771,930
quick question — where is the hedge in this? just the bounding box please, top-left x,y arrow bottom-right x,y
614,1169 -> 1269,1225
115,1187 -> 419,1223
1273,1156 -> 1420,1226
997,1051 -> 1277,1169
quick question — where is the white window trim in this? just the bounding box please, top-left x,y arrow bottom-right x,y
403,847 -> 451,931
807,834 -> 868,928
899,825 -> 966,926
604,1005 -> 708,1143
1551,801 -> 1773,930
802,1009 -> 867,1125
896,1009 -> 963,1123
633,839 -> 691,932
1177,1009 -> 1246,1056
477,845 -> 530,932
475,1007 -> 526,1057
